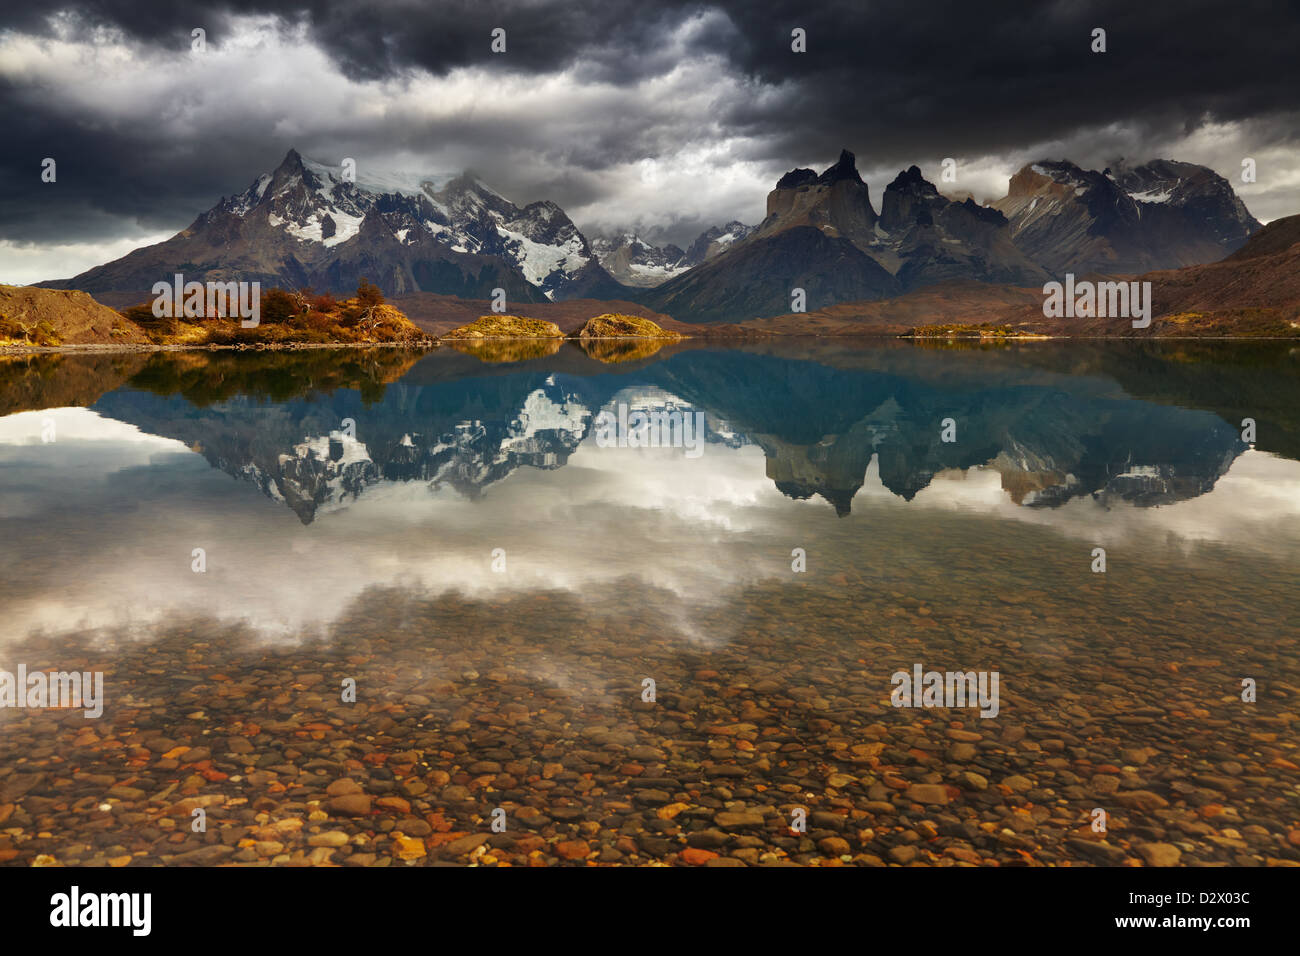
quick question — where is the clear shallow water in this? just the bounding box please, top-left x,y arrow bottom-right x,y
0,340 -> 1297,867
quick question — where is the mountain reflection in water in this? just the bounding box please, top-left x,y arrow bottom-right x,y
1,339 -> 1298,642
15,341 -> 1289,523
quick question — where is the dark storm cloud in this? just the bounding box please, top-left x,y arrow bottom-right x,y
1,0 -> 1297,260
13,0 -> 1295,153
715,0 -> 1300,169
0,0 -> 717,83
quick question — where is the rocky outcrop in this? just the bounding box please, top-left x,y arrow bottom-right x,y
572,313 -> 680,339
758,149 -> 879,247
875,166 -> 1047,289
443,315 -> 564,338
0,285 -> 149,346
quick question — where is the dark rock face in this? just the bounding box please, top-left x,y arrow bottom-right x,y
775,168 -> 818,190
1114,159 -> 1259,251
645,226 -> 901,324
815,149 -> 865,185
761,149 -> 879,245
880,166 -> 945,233
992,159 -> 1260,275
646,151 -> 890,321
683,222 -> 755,266
877,168 -> 1046,290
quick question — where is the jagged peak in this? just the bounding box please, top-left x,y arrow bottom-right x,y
1004,159 -> 1093,197
262,148 -> 320,198
1011,159 -> 1085,183
887,165 -> 939,194
816,149 -> 863,185
271,148 -> 308,178
775,167 -> 818,189
437,170 -> 513,209
775,150 -> 863,190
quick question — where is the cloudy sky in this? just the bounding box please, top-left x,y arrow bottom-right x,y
1,0 -> 1298,283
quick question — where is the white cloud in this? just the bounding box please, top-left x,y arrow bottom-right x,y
0,233 -> 174,285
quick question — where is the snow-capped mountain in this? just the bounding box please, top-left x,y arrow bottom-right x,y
991,159 -> 1260,274
588,234 -> 692,287
44,149 -> 625,303
683,222 -> 755,265
40,147 -> 1261,323
589,221 -> 755,288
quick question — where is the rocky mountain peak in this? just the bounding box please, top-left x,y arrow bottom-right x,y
684,221 -> 754,264
270,148 -> 304,174
762,148 -> 877,244
816,149 -> 864,185
47,148 -> 621,303
590,222 -> 755,288
774,150 -> 864,190
879,165 -> 945,233
775,167 -> 818,190
266,148 -> 311,191
889,165 -> 935,190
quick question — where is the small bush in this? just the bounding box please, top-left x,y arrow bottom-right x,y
304,310 -> 334,332
356,277 -> 385,308
261,288 -> 300,325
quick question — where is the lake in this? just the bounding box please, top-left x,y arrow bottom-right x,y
0,339 -> 1297,866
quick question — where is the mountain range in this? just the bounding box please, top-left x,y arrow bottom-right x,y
45,150 -> 623,304
41,148 -> 1263,325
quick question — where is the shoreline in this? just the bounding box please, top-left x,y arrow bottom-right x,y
0,340 -> 439,355
8,333 -> 1300,354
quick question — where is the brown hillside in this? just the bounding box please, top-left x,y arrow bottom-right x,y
1140,213 -> 1300,331
0,285 -> 150,346
740,216 -> 1300,337
1224,214 -> 1300,261
748,281 -> 1044,335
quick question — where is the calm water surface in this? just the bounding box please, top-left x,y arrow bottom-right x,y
0,340 -> 1296,866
